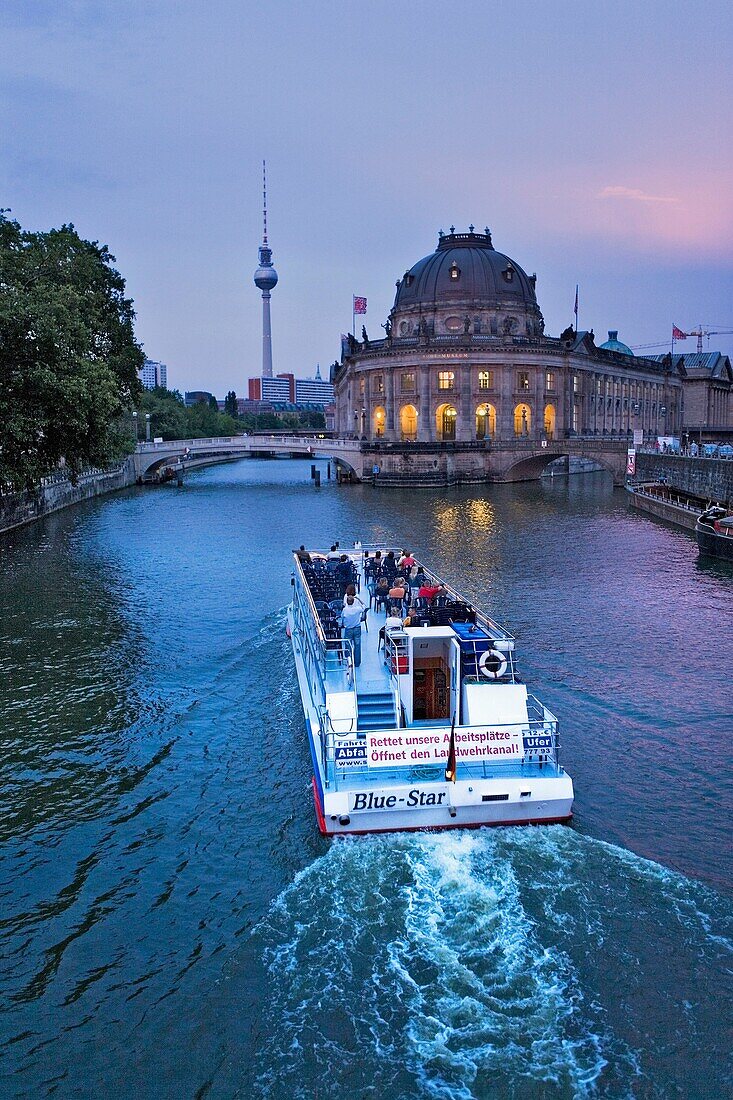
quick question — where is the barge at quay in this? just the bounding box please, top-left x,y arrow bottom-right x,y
287,548 -> 574,835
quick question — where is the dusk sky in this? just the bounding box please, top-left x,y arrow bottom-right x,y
3,1 -> 732,394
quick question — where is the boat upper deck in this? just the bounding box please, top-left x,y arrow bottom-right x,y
290,547 -> 566,791
293,547 -> 514,695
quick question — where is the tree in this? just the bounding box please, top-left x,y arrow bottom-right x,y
0,212 -> 144,489
137,387 -> 188,441
224,390 -> 238,418
208,394 -> 218,411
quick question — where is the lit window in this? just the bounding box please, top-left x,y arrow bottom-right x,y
449,262 -> 460,281
374,375 -> 384,394
518,371 -> 530,391
574,375 -> 581,394
545,371 -> 555,392
478,370 -> 494,390
503,265 -> 514,283
401,372 -> 415,393
438,371 -> 454,390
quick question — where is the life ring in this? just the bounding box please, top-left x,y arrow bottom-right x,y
285,622 -> 292,639
479,648 -> 507,679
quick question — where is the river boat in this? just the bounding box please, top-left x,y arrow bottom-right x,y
627,482 -> 722,533
696,506 -> 733,561
288,548 -> 574,835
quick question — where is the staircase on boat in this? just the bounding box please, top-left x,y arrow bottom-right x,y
356,691 -> 398,732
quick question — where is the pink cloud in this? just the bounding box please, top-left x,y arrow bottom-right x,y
599,185 -> 679,204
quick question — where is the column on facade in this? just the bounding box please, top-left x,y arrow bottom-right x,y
534,364 -> 543,439
417,363 -> 432,442
456,361 -> 472,441
384,367 -> 396,441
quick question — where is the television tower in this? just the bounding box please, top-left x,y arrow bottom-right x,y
253,160 -> 278,378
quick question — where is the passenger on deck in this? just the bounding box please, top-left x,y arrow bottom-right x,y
382,551 -> 398,580
399,550 -> 416,571
378,610 -> 404,652
335,555 -> 353,595
327,544 -> 341,560
389,577 -> 408,611
375,576 -> 390,611
418,581 -> 445,602
296,545 -> 312,563
342,583 -> 364,606
340,593 -> 364,667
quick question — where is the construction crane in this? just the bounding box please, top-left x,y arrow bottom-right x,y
685,326 -> 733,353
631,325 -> 733,354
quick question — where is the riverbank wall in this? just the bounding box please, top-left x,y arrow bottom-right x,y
635,454 -> 733,505
0,458 -> 137,535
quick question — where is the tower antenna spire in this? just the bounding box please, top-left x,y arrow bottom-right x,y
262,159 -> 268,245
254,160 -> 278,379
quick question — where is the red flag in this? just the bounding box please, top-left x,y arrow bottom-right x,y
672,326 -> 687,340
444,720 -> 457,783
353,296 -> 367,314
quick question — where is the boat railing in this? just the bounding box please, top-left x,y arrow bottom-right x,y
291,562 -> 355,705
323,706 -> 559,790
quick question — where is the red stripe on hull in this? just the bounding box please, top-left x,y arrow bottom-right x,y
312,776 -> 328,835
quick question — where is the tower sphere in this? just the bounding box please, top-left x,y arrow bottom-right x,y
254,263 -> 278,291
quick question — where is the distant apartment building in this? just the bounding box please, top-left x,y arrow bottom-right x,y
184,390 -> 214,407
249,374 -> 295,403
247,367 -> 333,408
139,358 -> 168,390
294,366 -> 334,405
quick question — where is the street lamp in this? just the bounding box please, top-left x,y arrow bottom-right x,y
145,413 -> 151,442
132,410 -> 138,441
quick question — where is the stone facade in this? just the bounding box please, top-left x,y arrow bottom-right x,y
333,230 -> 684,449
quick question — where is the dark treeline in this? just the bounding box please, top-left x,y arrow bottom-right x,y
0,211 -> 144,490
137,388 -> 326,441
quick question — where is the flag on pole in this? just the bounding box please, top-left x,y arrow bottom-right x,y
444,718 -> 457,783
574,285 -> 579,328
353,296 -> 367,314
672,325 -> 687,340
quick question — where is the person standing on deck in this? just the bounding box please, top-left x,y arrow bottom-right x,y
340,593 -> 364,667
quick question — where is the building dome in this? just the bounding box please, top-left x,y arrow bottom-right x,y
599,330 -> 633,356
390,227 -> 544,338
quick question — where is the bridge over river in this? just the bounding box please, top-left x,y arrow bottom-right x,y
134,433 -> 631,486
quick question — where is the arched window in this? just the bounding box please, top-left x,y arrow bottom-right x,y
544,403 -> 556,439
435,403 -> 457,441
373,406 -> 386,437
514,403 -> 531,436
400,404 -> 418,441
475,403 -> 496,440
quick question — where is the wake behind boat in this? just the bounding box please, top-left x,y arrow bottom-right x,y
287,547 -> 574,835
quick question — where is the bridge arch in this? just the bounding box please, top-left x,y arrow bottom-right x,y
496,448 -> 620,483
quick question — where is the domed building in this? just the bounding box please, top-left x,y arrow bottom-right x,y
332,228 -> 683,480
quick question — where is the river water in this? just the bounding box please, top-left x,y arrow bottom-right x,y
0,460 -> 731,1099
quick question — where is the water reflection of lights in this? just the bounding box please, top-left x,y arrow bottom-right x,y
467,499 -> 495,530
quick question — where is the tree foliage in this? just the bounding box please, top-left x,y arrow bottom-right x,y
0,212 -> 144,489
136,387 -> 238,440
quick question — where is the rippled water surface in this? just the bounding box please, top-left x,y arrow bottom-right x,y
0,460 -> 731,1098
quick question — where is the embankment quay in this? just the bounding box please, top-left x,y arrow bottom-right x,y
2,433 -> 731,534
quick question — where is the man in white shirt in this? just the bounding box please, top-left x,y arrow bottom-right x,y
340,593 -> 365,667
